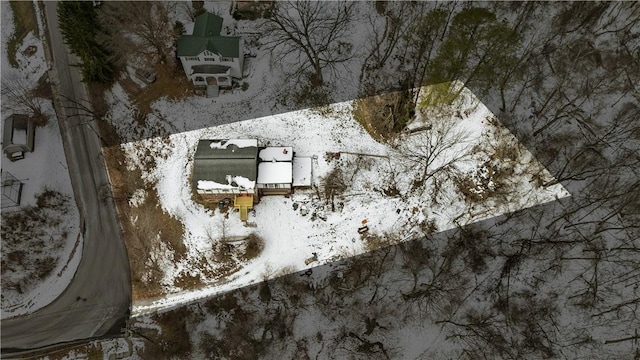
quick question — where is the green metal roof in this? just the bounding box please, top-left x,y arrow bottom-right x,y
192,158 -> 257,189
177,12 -> 241,57
192,139 -> 258,190
177,36 -> 241,57
192,12 -> 223,37
194,140 -> 258,159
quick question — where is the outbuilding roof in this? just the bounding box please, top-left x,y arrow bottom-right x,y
292,156 -> 312,187
3,114 -> 35,159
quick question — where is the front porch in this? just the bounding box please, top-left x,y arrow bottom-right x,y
190,65 -> 233,89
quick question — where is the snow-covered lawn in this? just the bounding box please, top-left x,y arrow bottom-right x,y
121,81 -> 569,314
1,0 -> 82,318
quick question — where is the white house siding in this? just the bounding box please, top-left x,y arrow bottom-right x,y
179,45 -> 243,84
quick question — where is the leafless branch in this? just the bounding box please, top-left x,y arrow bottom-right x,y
262,1 -> 356,86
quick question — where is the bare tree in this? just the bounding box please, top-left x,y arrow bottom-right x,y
428,7 -> 521,98
98,1 -> 175,66
263,1 -> 356,86
359,1 -> 417,90
404,5 -> 455,103
178,0 -> 207,22
400,116 -> 471,186
1,76 -> 49,126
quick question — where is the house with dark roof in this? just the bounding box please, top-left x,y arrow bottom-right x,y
177,12 -> 244,94
192,139 -> 258,220
3,114 -> 35,162
192,139 -> 313,221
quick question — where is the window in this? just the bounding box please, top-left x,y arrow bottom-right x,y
194,76 -> 204,82
185,56 -> 199,61
221,57 -> 233,62
204,57 -> 215,62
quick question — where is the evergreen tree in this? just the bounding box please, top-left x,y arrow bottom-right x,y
57,1 -> 114,84
429,7 -> 521,90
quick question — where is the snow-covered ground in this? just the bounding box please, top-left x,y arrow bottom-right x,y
95,1 -> 571,316
1,0 -> 82,318
122,80 -> 568,314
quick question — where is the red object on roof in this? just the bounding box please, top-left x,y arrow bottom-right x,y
283,148 -> 288,154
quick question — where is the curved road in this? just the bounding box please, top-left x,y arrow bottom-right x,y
1,1 -> 131,354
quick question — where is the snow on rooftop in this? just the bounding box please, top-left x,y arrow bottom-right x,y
197,175 -> 255,190
209,139 -> 257,149
257,162 -> 292,184
292,156 -> 312,187
259,147 -> 293,162
229,175 -> 255,189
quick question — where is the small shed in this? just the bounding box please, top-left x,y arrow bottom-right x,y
3,114 -> 35,162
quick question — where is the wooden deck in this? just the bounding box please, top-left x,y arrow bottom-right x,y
234,194 -> 254,221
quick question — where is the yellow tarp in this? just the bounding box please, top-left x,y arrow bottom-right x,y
234,195 -> 253,221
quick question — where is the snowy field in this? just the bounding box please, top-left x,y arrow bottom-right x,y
122,81 -> 569,314
1,1 -> 82,318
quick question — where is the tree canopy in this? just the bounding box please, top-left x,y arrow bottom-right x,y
428,7 -> 521,88
57,1 -> 114,84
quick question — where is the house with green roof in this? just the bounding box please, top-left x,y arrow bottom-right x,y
193,139 -> 258,219
177,12 -> 244,94
192,139 -> 313,221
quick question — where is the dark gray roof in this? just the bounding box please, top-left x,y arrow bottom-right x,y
192,158 -> 257,187
176,36 -> 242,58
194,139 -> 258,159
3,114 -> 34,153
192,139 -> 258,190
191,64 -> 230,75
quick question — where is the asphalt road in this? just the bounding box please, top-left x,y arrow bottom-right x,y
1,1 -> 131,353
